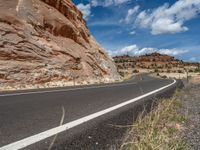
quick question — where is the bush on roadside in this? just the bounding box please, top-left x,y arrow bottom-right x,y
167,69 -> 171,73
194,68 -> 200,73
188,69 -> 194,73
154,68 -> 159,73
161,75 -> 167,79
178,70 -> 184,73
133,69 -> 139,73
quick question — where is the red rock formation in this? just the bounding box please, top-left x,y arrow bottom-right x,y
0,0 -> 120,90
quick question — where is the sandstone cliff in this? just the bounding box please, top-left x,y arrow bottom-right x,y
0,0 -> 120,90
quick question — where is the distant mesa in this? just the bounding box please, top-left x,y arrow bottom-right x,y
113,52 -> 182,69
0,0 -> 120,90
113,52 -> 200,77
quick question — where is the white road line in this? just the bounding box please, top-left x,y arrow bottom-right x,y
0,82 -> 136,97
0,80 -> 176,150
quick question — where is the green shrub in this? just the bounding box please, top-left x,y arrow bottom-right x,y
162,75 -> 167,79
133,69 -> 139,73
188,69 -> 194,73
178,70 -> 183,73
154,68 -> 159,73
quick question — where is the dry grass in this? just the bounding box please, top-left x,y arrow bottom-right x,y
123,74 -> 135,81
121,92 -> 188,150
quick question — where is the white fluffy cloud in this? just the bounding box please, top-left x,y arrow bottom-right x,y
91,0 -> 130,7
114,0 -> 130,5
129,31 -> 136,35
159,49 -> 189,56
125,5 -> 140,23
77,3 -> 91,20
135,0 -> 200,35
110,45 -> 155,56
109,44 -> 189,56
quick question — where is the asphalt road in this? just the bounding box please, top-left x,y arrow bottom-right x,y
0,75 -> 179,150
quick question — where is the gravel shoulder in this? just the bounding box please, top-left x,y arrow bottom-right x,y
180,83 -> 200,150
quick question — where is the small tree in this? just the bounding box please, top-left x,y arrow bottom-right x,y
167,69 -> 171,73
162,75 -> 167,79
154,68 -> 159,73
178,70 -> 183,73
133,69 -> 139,73
188,69 -> 194,73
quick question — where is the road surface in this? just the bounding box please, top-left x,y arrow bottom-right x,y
0,75 -> 179,150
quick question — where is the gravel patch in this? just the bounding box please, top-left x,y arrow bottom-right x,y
180,84 -> 200,150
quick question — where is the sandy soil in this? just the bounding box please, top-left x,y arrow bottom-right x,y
151,72 -> 200,80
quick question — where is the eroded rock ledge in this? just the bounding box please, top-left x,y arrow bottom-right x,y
0,0 -> 120,90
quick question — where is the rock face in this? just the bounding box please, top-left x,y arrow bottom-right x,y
0,0 -> 120,90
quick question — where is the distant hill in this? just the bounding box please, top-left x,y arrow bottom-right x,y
113,52 -> 200,76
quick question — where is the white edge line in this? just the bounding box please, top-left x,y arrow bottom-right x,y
0,82 -> 137,97
0,80 -> 176,150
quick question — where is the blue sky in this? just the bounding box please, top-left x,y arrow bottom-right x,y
73,0 -> 200,62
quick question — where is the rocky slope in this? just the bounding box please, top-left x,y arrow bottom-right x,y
0,0 -> 120,90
